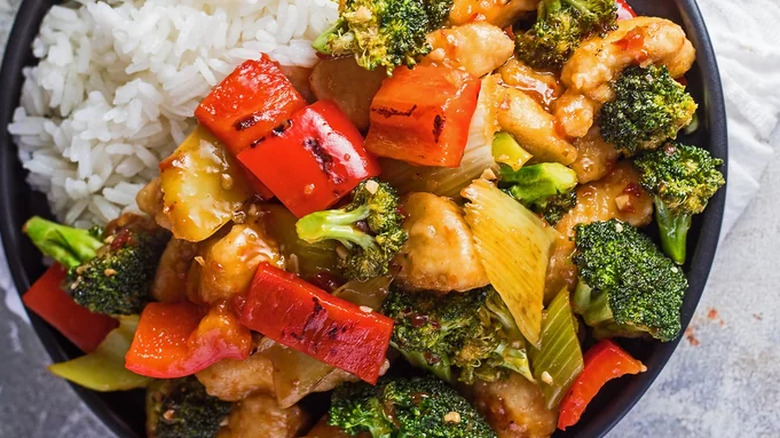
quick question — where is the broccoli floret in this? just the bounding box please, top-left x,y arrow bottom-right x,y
382,287 -> 532,385
499,163 -> 578,225
539,190 -> 577,225
146,377 -> 231,438
24,214 -> 170,315
598,65 -> 698,156
312,0 -> 452,73
572,219 -> 688,342
634,143 -> 725,264
515,0 -> 618,71
328,375 -> 496,438
296,178 -> 407,281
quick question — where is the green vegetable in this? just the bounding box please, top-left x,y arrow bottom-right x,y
515,0 -> 618,71
296,178 -> 407,281
528,289 -> 584,409
312,0 -> 452,73
598,65 -> 697,156
539,191 -> 577,225
24,215 -> 170,315
462,179 -> 559,347
48,316 -> 150,391
572,219 -> 688,342
23,217 -> 103,269
328,375 -> 496,438
261,204 -> 340,281
634,143 -> 725,264
492,132 -> 532,171
499,162 -> 578,225
382,287 -> 533,384
146,377 -> 231,438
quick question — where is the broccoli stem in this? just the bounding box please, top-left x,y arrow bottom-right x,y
23,216 -> 103,269
484,292 -> 522,339
572,280 -> 613,326
295,205 -> 376,250
312,21 -> 340,54
654,197 -> 692,265
494,342 -> 534,382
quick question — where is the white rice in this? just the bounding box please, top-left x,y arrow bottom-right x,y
8,0 -> 338,228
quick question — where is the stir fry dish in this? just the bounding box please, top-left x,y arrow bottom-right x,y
20,0 -> 724,436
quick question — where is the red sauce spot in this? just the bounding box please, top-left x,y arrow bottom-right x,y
685,327 -> 700,346
410,313 -> 429,328
623,182 -> 643,198
503,26 -> 515,40
109,229 -> 132,250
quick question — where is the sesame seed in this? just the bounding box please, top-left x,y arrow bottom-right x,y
541,371 -> 554,385
194,256 -> 205,266
104,268 -> 117,277
615,223 -> 624,233
365,179 -> 379,194
443,411 -> 461,423
359,306 -> 373,313
287,254 -> 300,274
220,173 -> 234,190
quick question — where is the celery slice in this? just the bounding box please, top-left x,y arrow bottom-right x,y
529,289 -> 584,409
463,179 -> 558,347
49,316 -> 150,391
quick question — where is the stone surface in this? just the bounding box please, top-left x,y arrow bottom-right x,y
0,3 -> 778,438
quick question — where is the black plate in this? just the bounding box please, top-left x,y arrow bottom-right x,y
0,0 -> 727,437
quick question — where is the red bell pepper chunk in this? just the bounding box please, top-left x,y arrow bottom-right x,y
558,340 -> 647,430
195,54 -> 306,157
364,64 -> 481,167
239,262 -> 393,384
241,167 -> 275,200
615,0 -> 637,20
23,265 -> 118,353
125,301 -> 252,378
237,100 -> 381,218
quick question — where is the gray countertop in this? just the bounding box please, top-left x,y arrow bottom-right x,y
1,2 -> 778,437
